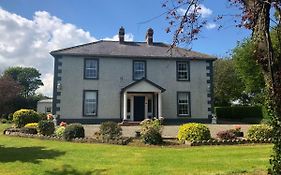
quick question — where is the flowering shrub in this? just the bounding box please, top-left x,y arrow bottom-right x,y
140,118 -> 163,145
24,123 -> 38,128
55,126 -> 65,138
60,121 -> 67,127
47,114 -> 53,120
177,123 -> 211,142
216,130 -> 237,140
13,109 -> 41,128
247,124 -> 273,140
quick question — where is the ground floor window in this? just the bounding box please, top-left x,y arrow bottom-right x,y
83,90 -> 98,116
177,92 -> 190,117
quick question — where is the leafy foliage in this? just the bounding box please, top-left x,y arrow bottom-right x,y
55,126 -> 66,138
213,59 -> 244,106
99,121 -> 122,141
232,40 -> 265,94
24,123 -> 38,128
247,124 -> 273,140
216,130 -> 237,140
13,109 -> 41,128
63,123 -> 85,141
215,106 -> 263,123
140,119 -> 163,145
3,67 -> 43,98
38,120 -> 55,136
177,123 -> 211,142
0,75 -> 22,115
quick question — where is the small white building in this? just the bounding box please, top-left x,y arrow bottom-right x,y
37,99 -> 53,114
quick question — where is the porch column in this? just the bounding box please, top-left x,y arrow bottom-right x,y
123,92 -> 127,120
158,92 -> 162,118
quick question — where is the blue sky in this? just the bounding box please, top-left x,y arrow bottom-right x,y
0,0 -> 251,96
1,0 -> 251,56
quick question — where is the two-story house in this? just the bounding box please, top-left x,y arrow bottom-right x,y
50,27 -> 216,124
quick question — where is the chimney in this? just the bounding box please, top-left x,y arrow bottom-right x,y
119,26 -> 125,43
145,28 -> 153,45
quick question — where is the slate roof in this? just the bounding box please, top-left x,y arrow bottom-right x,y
50,40 -> 216,60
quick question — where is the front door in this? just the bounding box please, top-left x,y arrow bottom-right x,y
134,96 -> 145,121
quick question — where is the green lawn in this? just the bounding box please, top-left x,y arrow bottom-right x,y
0,124 -> 272,175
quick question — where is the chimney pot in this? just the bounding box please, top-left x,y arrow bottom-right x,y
119,27 -> 125,43
145,28 -> 154,45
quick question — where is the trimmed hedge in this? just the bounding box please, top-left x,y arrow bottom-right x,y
178,123 -> 211,142
215,106 -> 263,122
247,124 -> 273,140
13,109 -> 41,128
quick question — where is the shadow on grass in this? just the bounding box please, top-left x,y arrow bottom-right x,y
0,145 -> 65,163
45,165 -> 107,175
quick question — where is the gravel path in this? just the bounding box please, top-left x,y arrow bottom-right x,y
83,124 -> 252,138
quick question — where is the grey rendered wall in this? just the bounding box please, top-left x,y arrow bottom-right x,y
58,56 -> 210,120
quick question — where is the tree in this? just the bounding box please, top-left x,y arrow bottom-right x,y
3,67 -> 44,98
232,39 -> 265,105
163,0 -> 281,173
0,75 -> 21,115
213,59 -> 244,106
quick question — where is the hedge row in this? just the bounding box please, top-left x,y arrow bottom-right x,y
215,106 -> 263,121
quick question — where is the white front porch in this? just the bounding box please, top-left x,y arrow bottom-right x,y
121,79 -> 165,122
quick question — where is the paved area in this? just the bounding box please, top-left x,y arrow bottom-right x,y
83,124 -> 252,138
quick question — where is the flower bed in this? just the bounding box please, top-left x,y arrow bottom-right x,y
189,138 -> 272,146
3,127 -> 132,145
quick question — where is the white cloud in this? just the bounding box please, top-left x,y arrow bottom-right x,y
206,22 -> 217,29
103,33 -> 134,41
0,8 -> 99,97
178,4 -> 212,18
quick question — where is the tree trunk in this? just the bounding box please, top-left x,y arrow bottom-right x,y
243,0 -> 281,174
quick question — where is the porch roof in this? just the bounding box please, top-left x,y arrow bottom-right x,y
121,78 -> 166,93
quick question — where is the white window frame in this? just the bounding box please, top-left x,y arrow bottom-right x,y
83,90 -> 98,116
84,59 -> 98,79
133,60 -> 146,80
177,92 -> 190,117
177,61 -> 190,81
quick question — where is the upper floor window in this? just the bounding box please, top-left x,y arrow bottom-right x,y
177,92 -> 191,117
177,61 -> 190,81
84,59 -> 98,79
83,90 -> 98,116
133,60 -> 146,80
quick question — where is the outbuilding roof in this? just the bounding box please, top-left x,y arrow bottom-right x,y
50,40 -> 216,60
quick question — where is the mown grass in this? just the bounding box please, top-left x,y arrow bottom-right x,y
0,124 -> 272,175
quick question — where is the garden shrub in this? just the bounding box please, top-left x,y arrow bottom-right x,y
140,119 -> 163,145
247,124 -> 273,140
216,130 -> 237,140
178,123 -> 211,142
55,126 -> 65,138
38,113 -> 47,120
63,123 -> 85,141
24,123 -> 38,128
215,106 -> 263,122
13,109 -> 41,128
38,120 -> 55,136
99,121 -> 122,141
